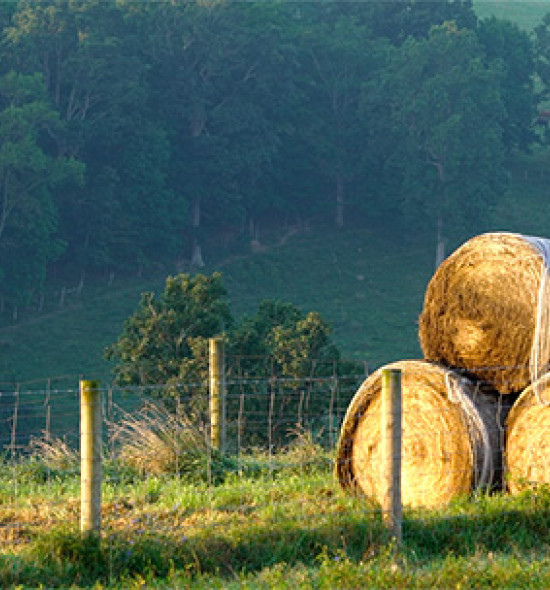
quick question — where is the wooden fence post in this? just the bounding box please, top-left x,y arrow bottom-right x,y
209,338 -> 226,453
380,368 -> 402,543
80,380 -> 102,535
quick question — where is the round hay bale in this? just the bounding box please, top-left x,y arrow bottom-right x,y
335,360 -> 499,508
506,374 -> 550,493
419,232 -> 550,394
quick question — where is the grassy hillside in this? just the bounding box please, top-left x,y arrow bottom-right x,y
2,148 -> 550,384
0,224 -> 436,384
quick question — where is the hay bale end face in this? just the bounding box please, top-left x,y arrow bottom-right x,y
335,360 -> 499,509
419,233 -> 547,394
506,374 -> 550,494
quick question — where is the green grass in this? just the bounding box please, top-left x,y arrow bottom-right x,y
0,224 -> 436,384
0,275 -> 166,384
3,455 -> 550,589
4,156 -> 550,385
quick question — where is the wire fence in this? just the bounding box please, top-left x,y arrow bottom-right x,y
1,356 -> 549,558
0,360 -> 367,453
0,357 -> 367,547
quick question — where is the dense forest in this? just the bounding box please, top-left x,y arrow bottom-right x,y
0,0 -> 548,315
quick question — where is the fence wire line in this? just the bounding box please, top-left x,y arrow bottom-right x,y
0,360 -> 549,551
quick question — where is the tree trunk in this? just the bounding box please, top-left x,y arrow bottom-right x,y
190,198 -> 204,268
435,214 -> 446,270
248,215 -> 260,241
191,239 -> 204,268
336,172 -> 344,229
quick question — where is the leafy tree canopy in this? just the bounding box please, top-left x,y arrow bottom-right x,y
0,0 -> 542,309
106,272 -> 344,389
477,15 -> 535,153
105,272 -> 232,386
0,70 -> 84,304
365,22 -> 507,238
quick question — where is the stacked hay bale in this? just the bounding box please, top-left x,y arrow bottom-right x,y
418,232 -> 550,395
418,232 -> 550,493
337,232 -> 550,506
506,374 -> 550,493
335,360 -> 499,508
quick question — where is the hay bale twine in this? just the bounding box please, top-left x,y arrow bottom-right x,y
419,232 -> 550,394
335,360 -> 499,508
506,373 -> 550,493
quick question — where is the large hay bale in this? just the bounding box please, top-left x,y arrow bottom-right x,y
506,373 -> 550,493
335,360 -> 500,508
419,232 -> 550,394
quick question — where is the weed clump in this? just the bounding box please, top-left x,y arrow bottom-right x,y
110,402 -> 237,483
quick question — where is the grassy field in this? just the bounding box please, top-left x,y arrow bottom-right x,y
2,447 -> 550,589
0,222 -> 437,384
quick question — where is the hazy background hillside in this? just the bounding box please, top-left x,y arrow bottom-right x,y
4,151 -> 550,385
2,0 -> 550,384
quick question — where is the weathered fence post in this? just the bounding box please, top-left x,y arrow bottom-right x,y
380,368 -> 402,543
209,338 -> 226,453
80,380 -> 102,535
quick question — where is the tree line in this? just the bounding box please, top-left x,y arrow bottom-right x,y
0,0 -> 547,309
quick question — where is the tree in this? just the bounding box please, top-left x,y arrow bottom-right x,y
0,70 -> 83,307
296,9 -> 387,228
229,299 -> 340,378
364,23 -> 507,260
533,13 -> 550,144
105,272 -> 232,386
106,271 -> 348,386
106,272 -> 354,446
131,1 -> 299,263
4,0 -> 170,271
362,0 -> 477,44
228,298 -> 349,447
477,16 -> 535,153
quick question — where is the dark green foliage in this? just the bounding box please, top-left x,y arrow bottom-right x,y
105,272 -> 359,448
478,16 -> 536,153
229,299 -> 340,377
534,13 -> 550,145
227,299 -> 358,448
0,70 -> 84,306
0,0 -> 545,380
356,0 -> 478,45
105,272 -> 232,386
364,22 -> 508,240
0,0 -> 538,306
105,274 -> 345,389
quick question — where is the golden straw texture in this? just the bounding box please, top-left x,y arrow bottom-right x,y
506,373 -> 550,494
335,360 -> 499,508
419,233 -> 544,394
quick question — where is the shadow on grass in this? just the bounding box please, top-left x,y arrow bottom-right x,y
1,516 -> 384,588
2,493 -> 550,587
404,497 -> 550,559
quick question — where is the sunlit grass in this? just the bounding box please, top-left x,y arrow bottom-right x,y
2,447 -> 550,588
